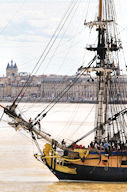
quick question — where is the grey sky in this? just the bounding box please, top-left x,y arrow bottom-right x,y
0,0 -> 127,76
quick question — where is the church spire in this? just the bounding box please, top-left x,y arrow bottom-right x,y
6,63 -> 10,69
14,63 -> 17,68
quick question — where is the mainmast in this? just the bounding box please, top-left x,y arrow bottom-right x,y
95,0 -> 105,142
99,0 -> 102,21
82,0 -> 124,143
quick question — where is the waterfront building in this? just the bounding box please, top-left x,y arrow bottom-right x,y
0,62 -> 127,103
6,60 -> 18,77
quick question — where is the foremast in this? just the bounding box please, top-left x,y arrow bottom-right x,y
96,0 -> 105,142
83,0 -> 122,143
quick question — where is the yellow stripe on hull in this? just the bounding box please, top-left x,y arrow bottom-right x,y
43,143 -> 127,176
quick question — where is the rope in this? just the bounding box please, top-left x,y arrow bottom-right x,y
11,0 -> 79,107
31,131 -> 43,156
68,107 -> 127,146
36,146 -> 89,162
33,55 -> 97,125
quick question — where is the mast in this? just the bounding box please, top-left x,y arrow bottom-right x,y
95,0 -> 105,142
82,0 -> 126,144
99,0 -> 102,21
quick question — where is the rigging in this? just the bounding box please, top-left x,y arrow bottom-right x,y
32,56 -> 97,125
69,107 -> 127,146
10,0 -> 80,109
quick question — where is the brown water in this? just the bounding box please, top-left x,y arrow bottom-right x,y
0,182 -> 126,192
0,103 -> 127,192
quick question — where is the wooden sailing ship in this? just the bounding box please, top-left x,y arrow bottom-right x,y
0,0 -> 127,181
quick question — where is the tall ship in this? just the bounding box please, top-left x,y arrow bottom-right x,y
0,0 -> 127,181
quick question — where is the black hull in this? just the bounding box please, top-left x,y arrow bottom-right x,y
47,164 -> 127,182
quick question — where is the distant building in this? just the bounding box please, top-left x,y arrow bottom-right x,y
6,60 -> 18,77
0,61 -> 127,103
19,72 -> 28,76
41,75 -> 97,102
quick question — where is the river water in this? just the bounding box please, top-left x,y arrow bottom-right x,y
0,103 -> 127,192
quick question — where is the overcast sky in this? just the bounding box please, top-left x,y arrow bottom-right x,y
0,0 -> 127,76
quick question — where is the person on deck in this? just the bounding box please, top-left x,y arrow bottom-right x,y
104,142 -> 109,154
62,139 -> 66,146
74,144 -> 78,149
